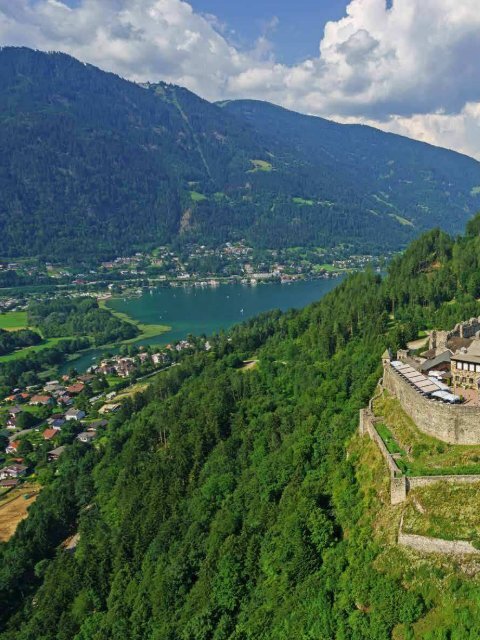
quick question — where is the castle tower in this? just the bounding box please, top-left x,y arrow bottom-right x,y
382,349 -> 391,368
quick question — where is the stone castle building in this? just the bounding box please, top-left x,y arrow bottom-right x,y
383,357 -> 480,444
451,342 -> 480,393
425,317 -> 480,402
380,318 -> 480,444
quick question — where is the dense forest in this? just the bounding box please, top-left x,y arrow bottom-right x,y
1,47 -> 480,261
28,298 -> 138,346
3,219 -> 480,638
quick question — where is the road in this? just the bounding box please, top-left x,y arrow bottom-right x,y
9,427 -> 35,443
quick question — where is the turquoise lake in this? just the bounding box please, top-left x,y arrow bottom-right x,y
63,277 -> 344,373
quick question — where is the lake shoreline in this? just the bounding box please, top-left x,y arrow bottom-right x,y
98,298 -> 171,344
61,277 -> 345,374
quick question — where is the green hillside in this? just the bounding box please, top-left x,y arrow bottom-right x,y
1,47 -> 480,262
3,218 -> 480,637
222,99 -> 480,237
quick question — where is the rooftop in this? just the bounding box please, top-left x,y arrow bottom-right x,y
451,339 -> 480,365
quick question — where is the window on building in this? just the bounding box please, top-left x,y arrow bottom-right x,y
470,364 -> 475,372
458,361 -> 463,370
476,365 -> 480,373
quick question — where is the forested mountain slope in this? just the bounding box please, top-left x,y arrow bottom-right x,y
222,99 -> 480,236
1,47 -> 480,261
3,219 -> 480,638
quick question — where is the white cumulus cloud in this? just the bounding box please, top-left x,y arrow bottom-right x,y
1,0 -> 480,158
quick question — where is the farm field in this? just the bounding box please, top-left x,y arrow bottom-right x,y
0,336 -> 73,363
0,484 -> 39,542
0,311 -> 28,331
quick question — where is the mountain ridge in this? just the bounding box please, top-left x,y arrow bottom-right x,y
0,46 -> 479,262
219,97 -> 475,161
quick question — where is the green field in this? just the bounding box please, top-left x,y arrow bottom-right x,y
0,311 -> 28,331
292,196 -> 314,206
247,159 -> 273,173
190,190 -> 207,202
0,336 -> 74,363
98,299 -> 170,344
315,263 -> 340,273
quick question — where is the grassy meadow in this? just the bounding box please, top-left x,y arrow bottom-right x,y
0,311 -> 28,331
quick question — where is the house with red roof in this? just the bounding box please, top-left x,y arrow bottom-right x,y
6,440 -> 20,455
66,383 -> 85,395
29,395 -> 54,407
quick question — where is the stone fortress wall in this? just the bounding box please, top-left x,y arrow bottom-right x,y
359,406 -> 480,555
359,340 -> 480,555
397,515 -> 480,556
383,363 -> 480,445
358,408 -> 402,478
358,408 -> 407,504
359,407 -> 480,505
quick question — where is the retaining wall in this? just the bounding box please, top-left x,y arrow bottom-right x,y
359,408 -> 407,504
383,364 -> 480,444
359,407 -> 480,504
397,516 -> 479,557
359,409 -> 402,478
408,475 -> 480,490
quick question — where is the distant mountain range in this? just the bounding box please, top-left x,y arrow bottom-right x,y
1,46 -> 479,261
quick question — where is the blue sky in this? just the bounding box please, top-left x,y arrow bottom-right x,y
2,1 -> 480,159
188,0 -> 350,63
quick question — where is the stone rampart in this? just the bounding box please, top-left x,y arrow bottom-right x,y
390,477 -> 407,505
407,476 -> 480,490
397,515 -> 479,556
359,404 -> 480,504
359,408 -> 407,504
398,532 -> 479,555
359,409 -> 402,478
383,364 -> 480,445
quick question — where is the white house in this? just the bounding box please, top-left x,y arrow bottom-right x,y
65,408 -> 86,421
